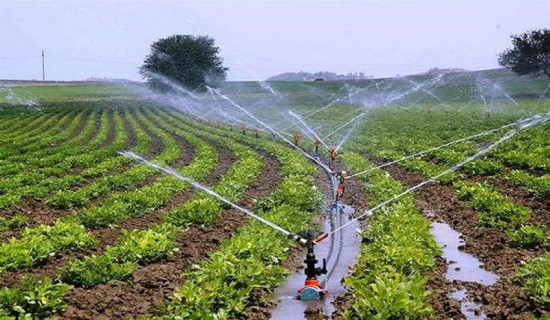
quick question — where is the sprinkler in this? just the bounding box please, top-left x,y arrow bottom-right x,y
330,146 -> 337,169
335,170 -> 349,201
331,170 -> 350,214
313,138 -> 321,159
293,133 -> 301,147
296,234 -> 328,300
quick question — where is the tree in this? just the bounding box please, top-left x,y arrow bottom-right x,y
140,35 -> 228,92
498,29 -> 550,78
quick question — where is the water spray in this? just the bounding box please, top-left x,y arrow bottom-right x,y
315,113 -> 550,243
118,151 -> 308,244
335,119 -> 361,152
288,110 -> 330,151
207,86 -> 334,174
347,113 -> 548,180
322,113 -> 365,141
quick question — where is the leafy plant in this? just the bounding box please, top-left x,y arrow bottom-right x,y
519,254 -> 550,306
509,225 -> 550,249
0,276 -> 72,318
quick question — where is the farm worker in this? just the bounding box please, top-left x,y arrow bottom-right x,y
293,133 -> 301,147
242,126 -> 247,134
335,170 -> 350,200
253,128 -> 260,138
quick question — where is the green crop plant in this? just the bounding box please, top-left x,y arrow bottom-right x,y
509,225 -> 550,249
61,224 -> 180,287
340,152 -> 440,319
0,215 -> 28,231
0,220 -> 96,271
508,170 -> 550,197
519,254 -> 550,306
0,276 -> 72,319
455,181 -> 531,230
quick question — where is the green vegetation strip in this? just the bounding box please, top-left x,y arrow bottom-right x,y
455,181 -> 549,249
340,152 -> 440,319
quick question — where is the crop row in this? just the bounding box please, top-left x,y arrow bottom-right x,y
151,110 -> 321,319
0,109 -> 128,209
0,109 -> 96,178
0,108 -> 76,160
340,152 -> 440,319
60,115 -> 262,288
0,106 -> 269,318
0,108 -> 181,271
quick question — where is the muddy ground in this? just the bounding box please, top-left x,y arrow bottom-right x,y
383,164 -> 547,319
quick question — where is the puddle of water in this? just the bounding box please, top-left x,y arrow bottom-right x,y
431,222 -> 497,320
270,204 -> 360,319
449,289 -> 486,320
430,222 -> 498,285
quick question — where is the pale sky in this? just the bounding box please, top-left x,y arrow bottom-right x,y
1,1 -> 548,81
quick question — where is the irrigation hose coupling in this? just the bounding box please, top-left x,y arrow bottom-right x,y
313,232 -> 329,244
288,233 -> 308,245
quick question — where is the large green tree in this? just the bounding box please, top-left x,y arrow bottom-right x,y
140,35 -> 228,92
498,29 -> 550,78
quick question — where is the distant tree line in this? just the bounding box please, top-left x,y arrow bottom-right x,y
268,71 -> 371,81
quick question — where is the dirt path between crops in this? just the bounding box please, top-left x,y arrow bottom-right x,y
101,110 -> 116,147
383,164 -> 547,319
57,152 -> 282,320
121,112 -> 137,149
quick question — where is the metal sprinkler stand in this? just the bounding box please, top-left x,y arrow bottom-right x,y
294,232 -> 328,300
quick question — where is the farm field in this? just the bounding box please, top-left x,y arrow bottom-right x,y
0,72 -> 550,319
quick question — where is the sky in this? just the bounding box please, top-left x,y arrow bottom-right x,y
0,1 -> 548,81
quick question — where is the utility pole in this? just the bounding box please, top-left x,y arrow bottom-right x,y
41,50 -> 45,81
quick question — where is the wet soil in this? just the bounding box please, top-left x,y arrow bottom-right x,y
57,153 -> 282,319
248,158 -> 368,320
383,164 -> 547,319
